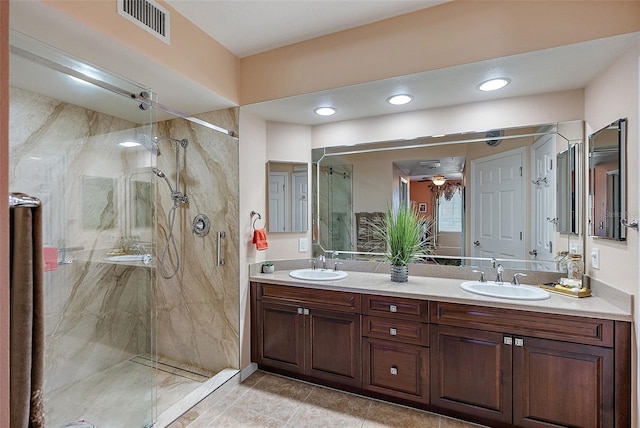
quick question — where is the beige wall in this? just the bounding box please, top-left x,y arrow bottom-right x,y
584,40 -> 640,423
1,0 -> 8,425
240,1 -> 640,104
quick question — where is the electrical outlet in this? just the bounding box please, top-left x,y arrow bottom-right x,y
591,248 -> 600,270
298,238 -> 308,253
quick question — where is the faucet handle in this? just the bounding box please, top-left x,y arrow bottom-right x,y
472,269 -> 486,282
333,261 -> 343,272
496,264 -> 504,273
309,259 -> 316,270
511,272 -> 528,285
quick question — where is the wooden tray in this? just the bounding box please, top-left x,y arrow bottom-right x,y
540,283 -> 592,298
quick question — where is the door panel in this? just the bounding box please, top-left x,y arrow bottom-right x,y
531,135 -> 556,270
268,172 -> 287,232
431,325 -> 512,424
513,336 -> 614,428
257,301 -> 304,373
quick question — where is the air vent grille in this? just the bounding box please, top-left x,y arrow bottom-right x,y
118,0 -> 170,44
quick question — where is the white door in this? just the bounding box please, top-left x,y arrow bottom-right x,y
268,172 -> 287,232
292,172 -> 308,231
531,134 -> 556,270
471,148 -> 526,268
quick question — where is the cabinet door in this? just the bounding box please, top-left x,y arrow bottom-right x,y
363,338 -> 429,403
513,336 -> 614,428
431,325 -> 512,424
255,301 -> 305,374
306,308 -> 362,387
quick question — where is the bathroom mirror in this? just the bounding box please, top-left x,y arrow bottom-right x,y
266,161 -> 308,232
81,175 -> 117,230
312,121 -> 584,271
127,169 -> 153,242
556,142 -> 582,235
589,118 -> 627,240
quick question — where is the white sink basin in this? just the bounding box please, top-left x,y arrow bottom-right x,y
289,269 -> 348,281
460,281 -> 550,301
104,254 -> 146,263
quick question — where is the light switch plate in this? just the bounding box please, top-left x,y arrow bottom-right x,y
591,248 -> 600,270
298,238 -> 308,253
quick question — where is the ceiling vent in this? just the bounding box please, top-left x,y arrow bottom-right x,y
118,0 -> 170,44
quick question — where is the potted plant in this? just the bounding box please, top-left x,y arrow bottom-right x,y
262,262 -> 275,273
375,203 -> 429,282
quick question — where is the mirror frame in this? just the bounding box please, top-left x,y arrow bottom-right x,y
588,118 -> 628,241
312,121 -> 585,271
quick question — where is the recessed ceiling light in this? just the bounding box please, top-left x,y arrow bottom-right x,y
387,94 -> 413,105
477,78 -> 511,92
120,141 -> 141,148
314,107 -> 337,116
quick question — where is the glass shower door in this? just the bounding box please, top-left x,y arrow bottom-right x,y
9,32 -> 157,427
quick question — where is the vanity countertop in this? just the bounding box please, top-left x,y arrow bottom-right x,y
250,268 -> 632,322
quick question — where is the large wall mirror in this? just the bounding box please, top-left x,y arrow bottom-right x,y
267,161 -> 308,232
312,121 -> 584,272
589,118 -> 627,240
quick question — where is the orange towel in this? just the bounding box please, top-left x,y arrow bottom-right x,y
252,228 -> 269,251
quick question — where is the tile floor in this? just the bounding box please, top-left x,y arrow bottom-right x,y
169,371 -> 489,428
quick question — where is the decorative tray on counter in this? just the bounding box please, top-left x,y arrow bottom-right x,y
540,283 -> 592,298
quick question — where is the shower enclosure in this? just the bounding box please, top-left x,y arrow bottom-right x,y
314,163 -> 353,255
9,32 -> 239,427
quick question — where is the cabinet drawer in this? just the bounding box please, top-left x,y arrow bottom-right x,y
430,301 -> 614,347
363,338 -> 429,403
255,283 -> 360,313
362,295 -> 429,321
363,315 -> 429,346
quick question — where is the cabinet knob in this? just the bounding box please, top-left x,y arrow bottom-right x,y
303,308 -> 310,315
390,366 -> 398,376
297,307 -> 303,314
389,305 -> 397,313
389,328 -> 397,336
514,338 -> 524,347
503,336 -> 513,345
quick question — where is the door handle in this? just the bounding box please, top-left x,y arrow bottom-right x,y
529,249 -> 538,256
473,240 -> 480,247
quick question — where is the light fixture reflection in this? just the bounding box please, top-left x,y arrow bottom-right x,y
314,107 -> 337,116
431,174 -> 446,186
119,141 -> 141,148
477,78 -> 510,92
387,94 -> 413,105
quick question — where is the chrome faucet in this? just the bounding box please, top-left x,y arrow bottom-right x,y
318,255 -> 327,270
495,264 -> 504,283
309,259 -> 316,270
511,272 -> 528,285
472,269 -> 486,282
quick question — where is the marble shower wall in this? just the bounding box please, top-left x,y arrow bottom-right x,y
154,109 -> 240,373
9,86 -> 154,394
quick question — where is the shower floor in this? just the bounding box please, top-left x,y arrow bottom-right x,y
45,355 -> 219,428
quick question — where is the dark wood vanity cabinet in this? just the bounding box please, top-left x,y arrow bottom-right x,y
251,282 -> 362,387
251,283 -> 631,427
362,295 -> 430,404
430,301 -> 630,428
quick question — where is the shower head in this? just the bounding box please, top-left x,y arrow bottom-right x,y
152,167 -> 165,178
138,134 -> 161,156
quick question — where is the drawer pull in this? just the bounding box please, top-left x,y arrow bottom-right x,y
390,305 -> 397,313
389,328 -> 397,336
390,366 -> 398,376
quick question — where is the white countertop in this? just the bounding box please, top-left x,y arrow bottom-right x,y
250,269 -> 632,322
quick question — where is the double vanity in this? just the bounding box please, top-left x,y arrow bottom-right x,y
250,262 -> 631,428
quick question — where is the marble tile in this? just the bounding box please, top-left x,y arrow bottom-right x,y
362,400 -> 441,428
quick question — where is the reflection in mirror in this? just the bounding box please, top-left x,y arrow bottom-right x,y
127,170 -> 153,243
82,175 -> 117,230
267,161 -> 308,232
556,143 -> 582,235
313,121 -> 584,272
589,118 -> 627,240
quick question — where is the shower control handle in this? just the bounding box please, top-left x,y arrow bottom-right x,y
217,231 -> 226,266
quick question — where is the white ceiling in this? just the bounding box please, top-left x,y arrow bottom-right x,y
165,0 -> 449,58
